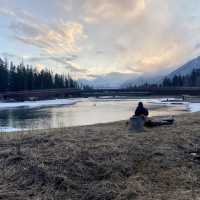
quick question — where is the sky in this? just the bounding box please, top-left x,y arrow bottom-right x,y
1,0 -> 200,85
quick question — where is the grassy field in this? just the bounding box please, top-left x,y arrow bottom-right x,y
1,113 -> 200,199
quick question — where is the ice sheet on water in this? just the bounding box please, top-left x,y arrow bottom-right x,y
0,99 -> 79,109
149,98 -> 200,112
149,98 -> 189,106
188,103 -> 200,112
0,126 -> 22,132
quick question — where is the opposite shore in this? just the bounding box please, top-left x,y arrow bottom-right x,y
1,112 -> 200,199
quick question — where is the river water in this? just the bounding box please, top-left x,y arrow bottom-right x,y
0,97 -> 193,132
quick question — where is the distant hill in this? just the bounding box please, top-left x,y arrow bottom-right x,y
169,56 -> 200,78
121,74 -> 164,88
79,72 -> 138,89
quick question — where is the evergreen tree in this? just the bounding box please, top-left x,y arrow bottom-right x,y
0,57 -> 80,92
163,77 -> 171,87
0,58 -> 8,91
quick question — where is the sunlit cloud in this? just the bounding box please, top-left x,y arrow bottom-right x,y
0,7 -> 88,74
83,0 -> 146,23
12,20 -> 87,54
0,7 -> 87,53
1,0 -> 200,85
35,63 -> 46,71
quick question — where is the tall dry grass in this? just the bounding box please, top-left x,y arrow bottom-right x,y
0,113 -> 200,199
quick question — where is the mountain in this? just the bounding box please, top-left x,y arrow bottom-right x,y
169,56 -> 200,78
79,72 -> 138,89
80,56 -> 200,89
121,74 -> 164,88
122,56 -> 200,88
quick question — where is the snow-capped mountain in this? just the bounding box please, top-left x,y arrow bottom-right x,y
169,56 -> 200,78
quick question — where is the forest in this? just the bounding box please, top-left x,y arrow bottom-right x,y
131,69 -> 200,89
1,57 -> 200,92
162,69 -> 200,87
0,58 -> 79,92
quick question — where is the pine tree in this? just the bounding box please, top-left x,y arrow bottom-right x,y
0,57 -> 80,92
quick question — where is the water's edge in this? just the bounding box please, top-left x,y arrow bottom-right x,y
0,97 -> 199,132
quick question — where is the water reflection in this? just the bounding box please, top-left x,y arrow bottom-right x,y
0,98 -> 188,131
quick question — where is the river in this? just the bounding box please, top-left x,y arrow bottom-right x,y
0,97 -> 197,132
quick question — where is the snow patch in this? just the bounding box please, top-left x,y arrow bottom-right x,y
0,99 -> 79,109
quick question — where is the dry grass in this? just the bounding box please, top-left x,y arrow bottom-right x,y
1,113 -> 200,199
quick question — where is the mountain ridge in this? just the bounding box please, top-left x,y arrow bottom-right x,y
79,56 -> 200,89
168,56 -> 200,78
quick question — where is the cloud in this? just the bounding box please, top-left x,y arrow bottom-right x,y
1,51 -> 86,74
49,57 -> 88,73
0,8 -> 16,17
194,43 -> 200,50
66,62 -> 88,73
57,0 -> 73,12
107,0 -> 200,75
124,66 -> 142,74
35,63 -> 46,71
83,0 -> 146,23
96,50 -> 104,55
11,20 -> 86,54
87,74 -> 100,79
27,55 -> 78,63
26,55 -> 87,73
1,0 -> 200,85
81,72 -> 139,88
1,8 -> 88,75
1,52 -> 20,59
1,8 -> 87,55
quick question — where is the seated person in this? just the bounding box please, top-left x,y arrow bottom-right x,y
131,102 -> 174,128
134,102 -> 149,120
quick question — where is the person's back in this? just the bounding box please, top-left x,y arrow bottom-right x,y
135,102 -> 149,117
129,102 -> 148,131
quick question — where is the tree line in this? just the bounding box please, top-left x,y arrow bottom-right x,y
162,69 -> 200,87
0,58 -> 80,92
129,69 -> 200,89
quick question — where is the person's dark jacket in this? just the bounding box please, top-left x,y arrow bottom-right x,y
135,106 -> 149,116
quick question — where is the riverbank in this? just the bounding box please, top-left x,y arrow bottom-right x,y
0,97 -> 194,132
1,113 -> 200,199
